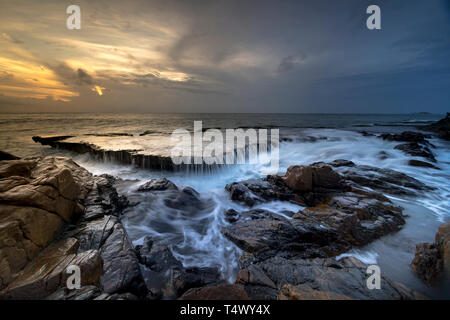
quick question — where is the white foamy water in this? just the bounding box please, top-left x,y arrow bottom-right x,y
72,128 -> 448,295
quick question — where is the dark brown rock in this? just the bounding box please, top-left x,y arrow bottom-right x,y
278,284 -> 351,300
420,113 -> 450,141
100,222 -> 146,296
0,157 -> 93,291
137,178 -> 178,192
408,159 -> 440,169
137,236 -> 221,299
0,238 -> 103,299
394,142 -> 436,162
411,222 -> 450,283
180,284 -> 249,300
252,256 -> 425,300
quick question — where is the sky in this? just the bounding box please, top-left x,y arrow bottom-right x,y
0,0 -> 449,113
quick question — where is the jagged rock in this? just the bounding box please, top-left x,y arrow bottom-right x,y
394,143 -> 436,162
278,284 -> 351,300
0,157 -> 93,291
379,131 -> 431,144
137,178 -> 178,192
411,222 -> 450,283
32,135 -> 176,170
378,131 -> 437,161
283,165 -> 313,191
223,188 -> 404,262
137,236 -> 221,299
100,222 -> 146,296
308,164 -> 342,189
0,157 -> 85,221
224,164 -> 406,263
163,186 -> 214,212
32,136 -> 74,145
236,264 -> 278,299
225,176 -> 298,207
180,284 -> 249,300
68,215 -> 118,252
249,256 -> 425,300
0,151 -> 19,161
328,159 -> 355,167
0,205 -> 64,253
411,243 -> 442,284
94,292 -> 138,300
331,161 -> 434,196
46,285 -> 102,300
421,113 -> 450,141
224,208 -> 239,223
0,238 -> 103,299
408,159 -> 440,169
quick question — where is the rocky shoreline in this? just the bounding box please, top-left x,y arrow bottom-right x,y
0,154 -> 445,300
1,114 -> 449,300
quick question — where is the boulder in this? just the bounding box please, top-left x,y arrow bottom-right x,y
137,178 -> 178,192
411,222 -> 450,283
225,176 -> 299,207
0,157 -> 87,222
420,113 -> 450,141
283,164 -> 341,192
283,165 -> 313,191
0,157 -> 93,291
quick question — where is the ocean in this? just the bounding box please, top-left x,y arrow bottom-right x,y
1,112 -> 449,297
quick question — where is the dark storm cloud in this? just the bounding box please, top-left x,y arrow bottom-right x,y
51,63 -> 93,86
0,0 -> 449,113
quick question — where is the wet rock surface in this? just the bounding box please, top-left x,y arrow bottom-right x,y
136,236 -> 222,299
0,156 -> 432,300
137,177 -> 178,192
378,131 -> 437,162
32,135 -> 176,170
222,162 -> 428,299
411,222 -> 450,284
0,156 -> 146,299
180,284 -> 249,300
420,113 -> 450,141
328,160 -> 435,196
408,159 -> 440,169
223,167 -> 406,262
245,256 -> 426,300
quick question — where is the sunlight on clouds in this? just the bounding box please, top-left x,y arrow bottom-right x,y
0,44 -> 79,101
91,85 -> 105,96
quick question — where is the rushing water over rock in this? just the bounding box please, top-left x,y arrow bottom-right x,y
1,113 -> 449,297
